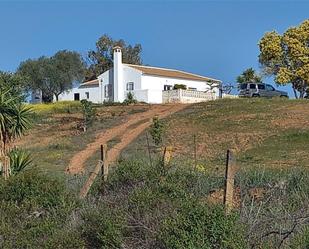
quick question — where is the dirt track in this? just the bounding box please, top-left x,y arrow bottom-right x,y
66,104 -> 187,175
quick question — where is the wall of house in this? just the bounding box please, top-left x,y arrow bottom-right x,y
140,75 -> 219,103
98,69 -> 113,102
123,66 -> 142,89
57,85 -> 101,103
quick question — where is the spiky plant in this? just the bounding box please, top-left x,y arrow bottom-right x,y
0,90 -> 33,179
8,148 -> 33,174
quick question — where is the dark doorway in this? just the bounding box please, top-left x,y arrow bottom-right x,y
164,85 -> 172,91
74,93 -> 80,101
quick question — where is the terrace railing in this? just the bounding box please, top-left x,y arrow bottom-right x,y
162,89 -> 216,103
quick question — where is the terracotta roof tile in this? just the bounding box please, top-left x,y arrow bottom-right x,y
81,79 -> 99,86
125,64 -> 221,83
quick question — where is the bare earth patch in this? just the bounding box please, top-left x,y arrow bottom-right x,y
66,104 -> 188,175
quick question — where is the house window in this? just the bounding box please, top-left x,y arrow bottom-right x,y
104,85 -> 109,97
85,92 -> 89,99
188,87 -> 197,91
126,82 -> 134,91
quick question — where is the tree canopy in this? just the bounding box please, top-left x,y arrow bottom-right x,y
259,19 -> 309,98
0,71 -> 27,101
236,68 -> 262,85
18,50 -> 86,102
85,34 -> 142,80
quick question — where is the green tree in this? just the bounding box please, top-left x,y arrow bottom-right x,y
259,19 -> 309,98
0,90 -> 33,179
18,50 -> 86,102
236,68 -> 262,86
0,71 -> 27,100
85,34 -> 142,80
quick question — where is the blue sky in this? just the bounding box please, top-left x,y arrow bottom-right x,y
0,0 -> 308,97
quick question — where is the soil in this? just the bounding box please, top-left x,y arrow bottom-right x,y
66,104 -> 188,175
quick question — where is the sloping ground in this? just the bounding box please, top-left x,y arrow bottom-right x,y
163,98 -> 309,170
14,104 -> 156,176
67,104 -> 187,175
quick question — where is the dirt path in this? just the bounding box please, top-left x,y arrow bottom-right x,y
66,104 -> 187,175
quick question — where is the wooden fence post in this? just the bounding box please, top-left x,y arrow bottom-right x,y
193,134 -> 197,168
162,146 -> 173,167
101,144 -> 108,181
223,149 -> 237,214
146,132 -> 153,167
79,144 -> 108,199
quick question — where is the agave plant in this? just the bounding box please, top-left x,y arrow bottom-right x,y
9,148 -> 33,175
0,89 -> 33,179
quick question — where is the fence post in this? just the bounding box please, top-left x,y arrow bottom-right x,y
223,149 -> 237,214
162,146 -> 173,167
193,134 -> 197,169
102,144 -> 108,181
146,132 -> 153,167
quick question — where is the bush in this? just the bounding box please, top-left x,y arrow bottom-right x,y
173,84 -> 187,90
158,201 -> 247,249
81,99 -> 96,131
0,170 -> 78,248
123,92 -> 137,105
290,226 -> 309,249
150,116 -> 164,146
81,206 -> 125,248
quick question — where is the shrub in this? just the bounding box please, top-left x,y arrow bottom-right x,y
173,84 -> 187,90
149,116 -> 164,146
123,92 -> 137,105
0,170 -> 78,248
80,99 -> 96,131
290,226 -> 309,249
81,206 -> 125,248
107,160 -> 159,191
158,201 -> 247,249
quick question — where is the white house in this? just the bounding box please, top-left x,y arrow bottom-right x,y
57,47 -> 222,104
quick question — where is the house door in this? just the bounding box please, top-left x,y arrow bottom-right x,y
74,93 -> 80,101
164,85 -> 172,91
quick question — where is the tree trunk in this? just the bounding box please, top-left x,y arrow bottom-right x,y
0,141 -> 10,180
55,94 -> 59,102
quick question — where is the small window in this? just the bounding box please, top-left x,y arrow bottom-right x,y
126,82 -> 134,91
266,84 -> 275,91
85,92 -> 89,99
188,87 -> 197,91
258,84 -> 265,90
249,84 -> 256,89
240,84 -> 247,90
104,85 -> 109,97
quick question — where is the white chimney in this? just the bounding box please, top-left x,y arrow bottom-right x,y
113,46 -> 124,102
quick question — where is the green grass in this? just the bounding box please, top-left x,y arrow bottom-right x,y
4,98 -> 309,248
